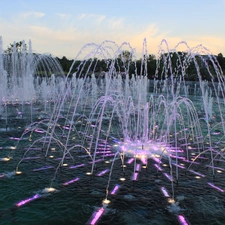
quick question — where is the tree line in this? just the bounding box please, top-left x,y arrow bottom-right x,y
4,41 -> 225,81
57,51 -> 225,81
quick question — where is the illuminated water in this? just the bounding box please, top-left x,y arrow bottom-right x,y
1,39 -> 225,225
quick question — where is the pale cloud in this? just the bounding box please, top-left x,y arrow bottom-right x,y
186,36 -> 225,55
1,16 -> 224,60
57,13 -> 70,20
78,13 -> 106,23
22,12 -> 45,18
108,18 -> 125,30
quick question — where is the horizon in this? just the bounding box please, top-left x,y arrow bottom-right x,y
1,0 -> 225,59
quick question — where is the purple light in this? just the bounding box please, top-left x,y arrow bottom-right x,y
127,158 -> 134,164
34,129 -> 45,133
97,169 -> 109,176
198,156 -> 208,159
177,214 -> 189,225
16,194 -> 41,207
55,157 -> 71,160
161,187 -> 170,197
88,207 -> 104,225
0,174 -> 4,178
140,158 -> 147,164
169,149 -> 183,153
135,164 -> 141,171
132,172 -> 138,181
164,173 -> 173,182
154,164 -> 163,171
62,126 -> 70,130
111,184 -> 120,195
152,157 -> 162,164
170,155 -> 185,160
33,166 -> 53,172
182,159 -> 200,165
96,147 -> 111,150
23,156 -> 40,160
188,169 -> 205,177
180,143 -> 191,146
172,163 -> 185,169
89,159 -> 104,164
208,182 -> 224,192
206,165 -> 224,171
95,151 -> 111,154
103,153 -> 115,157
9,137 -> 21,140
69,163 -> 85,169
63,177 -> 79,186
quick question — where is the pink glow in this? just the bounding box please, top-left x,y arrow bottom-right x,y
16,194 -> 40,207
95,151 -> 111,154
97,144 -> 110,147
152,157 -> 162,164
169,149 -> 183,152
9,137 -> 21,140
97,169 -> 109,176
161,187 -> 170,197
63,177 -> 79,186
127,158 -> 134,164
97,147 -> 111,150
188,169 -> 205,177
182,159 -> 200,165
111,184 -> 120,195
62,126 -> 70,130
34,129 -> 45,133
0,174 -> 4,178
140,158 -> 147,164
135,164 -> 141,171
177,214 -> 189,225
208,182 -> 224,192
170,155 -> 185,160
132,172 -> 139,180
89,159 -> 104,164
88,207 -> 104,225
164,173 -> 173,181
103,153 -> 115,157
154,164 -> 163,171
69,163 -> 85,169
172,163 -> 185,169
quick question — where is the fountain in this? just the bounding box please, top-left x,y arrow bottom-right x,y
0,37 -> 225,225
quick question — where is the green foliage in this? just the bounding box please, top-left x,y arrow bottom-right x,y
4,41 -> 27,54
5,41 -> 225,81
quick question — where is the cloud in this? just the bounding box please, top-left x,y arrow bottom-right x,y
57,13 -> 70,20
108,18 -> 125,30
78,13 -> 106,23
1,15 -> 224,60
21,12 -> 45,18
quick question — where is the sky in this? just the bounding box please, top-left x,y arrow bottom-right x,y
0,0 -> 225,59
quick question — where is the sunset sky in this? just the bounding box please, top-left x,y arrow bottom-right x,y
1,0 -> 225,59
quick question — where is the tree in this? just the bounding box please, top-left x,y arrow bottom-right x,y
4,41 -> 27,54
147,54 -> 156,79
217,53 -> 225,71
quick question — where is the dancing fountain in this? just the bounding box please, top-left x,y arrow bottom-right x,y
0,38 -> 225,225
